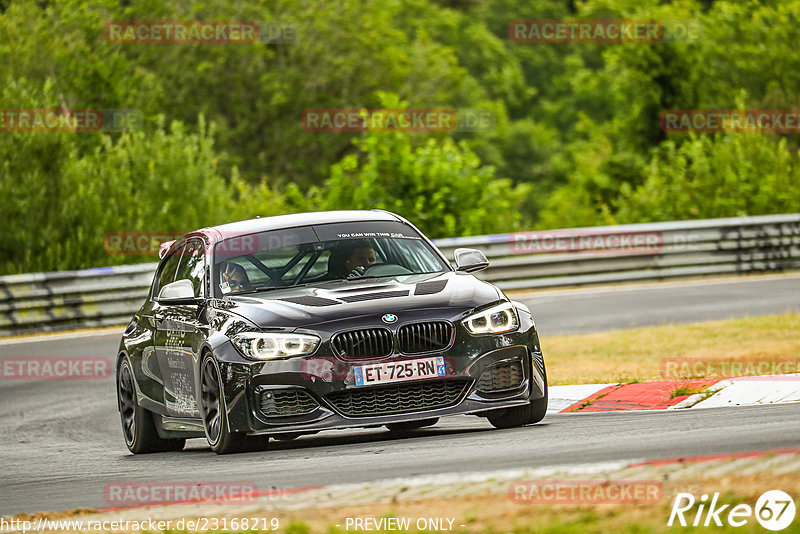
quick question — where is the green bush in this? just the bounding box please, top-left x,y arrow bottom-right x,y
295,95 -> 531,238
0,113 -> 286,274
617,134 -> 800,223
3,0 -> 800,274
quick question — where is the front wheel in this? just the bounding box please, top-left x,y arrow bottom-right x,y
117,359 -> 185,454
200,354 -> 247,454
486,371 -> 548,430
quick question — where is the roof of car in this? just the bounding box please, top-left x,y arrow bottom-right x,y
201,210 -> 403,238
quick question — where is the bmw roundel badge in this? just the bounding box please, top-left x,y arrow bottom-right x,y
382,313 -> 398,324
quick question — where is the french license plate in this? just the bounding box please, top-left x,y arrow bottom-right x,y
354,357 -> 446,386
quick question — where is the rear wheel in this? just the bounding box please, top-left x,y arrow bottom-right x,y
117,359 -> 185,454
487,367 -> 548,429
200,354 -> 247,454
386,418 -> 439,433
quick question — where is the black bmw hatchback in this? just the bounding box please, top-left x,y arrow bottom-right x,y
116,210 -> 548,454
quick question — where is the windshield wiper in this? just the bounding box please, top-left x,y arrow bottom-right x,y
228,272 -> 438,295
228,280 -> 337,296
228,285 -> 296,296
345,271 -> 441,282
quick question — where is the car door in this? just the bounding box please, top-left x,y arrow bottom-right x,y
131,242 -> 184,409
153,238 -> 207,418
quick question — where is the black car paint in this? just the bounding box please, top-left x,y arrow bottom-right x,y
117,211 -> 546,442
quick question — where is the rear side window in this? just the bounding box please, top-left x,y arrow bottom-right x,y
154,244 -> 184,296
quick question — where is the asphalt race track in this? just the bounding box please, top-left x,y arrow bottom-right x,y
1,274 -> 799,515
520,272 -> 800,335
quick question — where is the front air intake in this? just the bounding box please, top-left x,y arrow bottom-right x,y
331,328 -> 394,359
397,321 -> 453,354
325,379 -> 470,417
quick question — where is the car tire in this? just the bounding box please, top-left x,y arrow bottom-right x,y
200,353 -> 248,454
386,418 -> 439,433
486,368 -> 548,430
117,359 -> 186,454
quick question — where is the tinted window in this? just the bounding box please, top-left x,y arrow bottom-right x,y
155,244 -> 184,296
312,221 -> 422,241
174,239 -> 205,297
213,221 -> 449,295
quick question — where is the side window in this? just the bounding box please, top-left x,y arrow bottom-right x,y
174,239 -> 205,297
155,244 -> 185,297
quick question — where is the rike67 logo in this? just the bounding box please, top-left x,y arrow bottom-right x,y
669,490 -> 796,531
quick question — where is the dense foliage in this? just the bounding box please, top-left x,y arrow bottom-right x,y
1,0 -> 799,273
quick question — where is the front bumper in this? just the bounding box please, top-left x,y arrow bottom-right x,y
215,316 -> 546,435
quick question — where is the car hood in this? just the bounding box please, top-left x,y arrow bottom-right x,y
214,271 -> 502,330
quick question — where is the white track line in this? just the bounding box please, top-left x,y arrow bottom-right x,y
0,327 -> 124,345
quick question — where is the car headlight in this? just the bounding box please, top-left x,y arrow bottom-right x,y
462,302 -> 519,335
231,332 -> 320,360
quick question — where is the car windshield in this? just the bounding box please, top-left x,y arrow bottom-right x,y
213,221 -> 450,296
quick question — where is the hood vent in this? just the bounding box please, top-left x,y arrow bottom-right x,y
414,279 -> 448,296
278,296 -> 340,307
339,290 -> 409,303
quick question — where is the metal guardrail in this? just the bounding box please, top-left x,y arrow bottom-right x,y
435,213 -> 800,289
1,214 -> 799,337
0,263 -> 158,337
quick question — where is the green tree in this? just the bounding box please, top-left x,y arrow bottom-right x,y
617,134 -> 800,223
298,95 -> 530,238
0,112 -> 286,274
